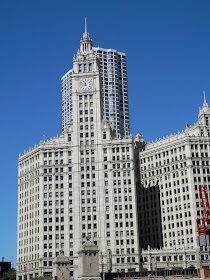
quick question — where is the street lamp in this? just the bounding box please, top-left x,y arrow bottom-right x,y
40,258 -> 43,280
127,248 -> 131,277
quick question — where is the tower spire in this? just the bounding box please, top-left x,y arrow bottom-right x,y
199,90 -> 210,117
203,90 -> 206,102
80,18 -> 93,53
85,17 -> 87,33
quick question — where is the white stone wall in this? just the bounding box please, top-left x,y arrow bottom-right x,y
17,30 -> 140,280
137,100 -> 210,267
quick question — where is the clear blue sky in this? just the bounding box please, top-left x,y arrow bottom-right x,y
0,0 -> 210,266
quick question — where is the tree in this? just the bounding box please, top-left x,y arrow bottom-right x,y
2,268 -> 16,280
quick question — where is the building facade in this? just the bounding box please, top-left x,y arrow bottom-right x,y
134,97 -> 210,269
17,20 -> 210,280
93,47 -> 129,138
62,25 -> 130,138
17,26 -> 140,280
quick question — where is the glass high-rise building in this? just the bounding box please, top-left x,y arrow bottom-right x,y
62,31 -> 130,138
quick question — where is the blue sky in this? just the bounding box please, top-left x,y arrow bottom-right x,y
0,0 -> 210,266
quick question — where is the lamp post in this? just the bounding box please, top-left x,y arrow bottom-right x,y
40,258 -> 43,280
184,248 -> 187,269
149,252 -> 152,272
174,248 -> 177,269
101,253 -> 104,280
24,265 -> 26,280
127,248 -> 131,277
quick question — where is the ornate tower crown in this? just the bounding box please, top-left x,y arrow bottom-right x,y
199,90 -> 210,117
80,18 -> 93,53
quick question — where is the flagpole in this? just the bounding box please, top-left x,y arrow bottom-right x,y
43,131 -> 45,142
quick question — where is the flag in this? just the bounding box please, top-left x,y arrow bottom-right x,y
43,131 -> 45,137
187,124 -> 191,128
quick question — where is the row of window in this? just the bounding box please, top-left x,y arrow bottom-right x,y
44,208 -> 64,214
161,194 -> 190,205
191,144 -> 209,150
81,173 -> 95,179
79,95 -> 93,100
104,162 -> 131,169
164,237 -> 194,247
161,186 -> 189,197
163,219 -> 192,230
162,211 -> 192,222
111,179 -> 132,186
44,176 -> 66,181
116,257 -> 136,263
44,151 -> 69,157
164,228 -> 193,238
192,152 -> 209,157
141,146 -> 186,163
78,63 -> 92,73
79,109 -> 93,115
141,156 -> 186,171
80,124 -> 94,131
80,132 -> 94,137
80,117 -> 94,123
44,217 -> 64,223
79,101 -> 93,108
19,155 -> 39,168
104,147 -> 130,153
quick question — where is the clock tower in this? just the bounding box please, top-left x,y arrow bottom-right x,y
71,18 -> 103,136
69,19 -> 108,277
66,20 -> 140,276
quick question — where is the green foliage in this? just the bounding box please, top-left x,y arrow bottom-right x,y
2,268 -> 16,280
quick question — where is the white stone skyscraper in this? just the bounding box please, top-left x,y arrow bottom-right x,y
134,95 -> 210,270
17,23 -> 140,280
62,21 -> 130,138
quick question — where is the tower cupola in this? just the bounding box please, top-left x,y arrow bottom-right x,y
199,90 -> 210,118
80,18 -> 93,53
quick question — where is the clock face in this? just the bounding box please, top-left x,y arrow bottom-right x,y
79,79 -> 92,91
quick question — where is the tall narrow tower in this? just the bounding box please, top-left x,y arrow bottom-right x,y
62,20 -> 130,138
